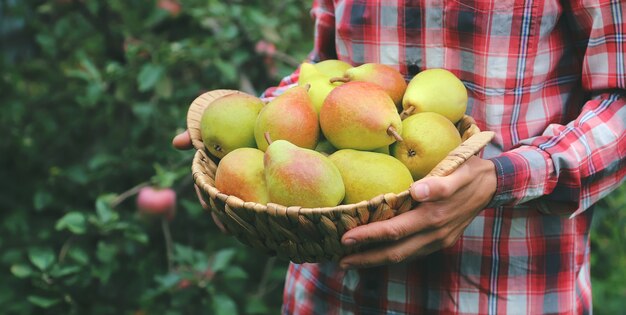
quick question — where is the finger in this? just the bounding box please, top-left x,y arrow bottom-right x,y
409,164 -> 472,202
172,130 -> 194,150
340,232 -> 440,269
341,209 -> 431,246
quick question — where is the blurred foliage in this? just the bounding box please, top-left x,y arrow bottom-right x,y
0,0 -> 311,314
0,0 -> 624,314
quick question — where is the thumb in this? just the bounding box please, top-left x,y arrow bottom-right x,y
410,175 -> 463,202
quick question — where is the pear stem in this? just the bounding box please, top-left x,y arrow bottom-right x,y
329,76 -> 350,84
303,83 -> 311,92
400,105 -> 416,120
387,126 -> 403,142
264,131 -> 273,145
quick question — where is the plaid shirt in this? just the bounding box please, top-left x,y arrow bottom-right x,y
262,0 -> 626,314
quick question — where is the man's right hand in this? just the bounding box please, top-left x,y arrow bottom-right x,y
172,130 -> 194,150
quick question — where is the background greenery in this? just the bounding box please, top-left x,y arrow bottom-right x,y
0,1 -> 624,314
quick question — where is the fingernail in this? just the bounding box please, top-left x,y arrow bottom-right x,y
412,183 -> 429,201
343,238 -> 357,246
340,262 -> 353,270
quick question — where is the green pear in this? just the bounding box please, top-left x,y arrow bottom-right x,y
320,81 -> 403,150
300,73 -> 341,114
391,112 -> 462,180
329,149 -> 414,204
200,93 -> 264,158
215,148 -> 269,204
254,85 -> 320,151
331,63 -> 407,110
297,62 -> 322,86
264,140 -> 345,207
371,146 -> 390,154
402,68 -> 468,123
314,59 -> 352,78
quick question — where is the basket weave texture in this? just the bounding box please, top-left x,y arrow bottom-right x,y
189,90 -> 494,263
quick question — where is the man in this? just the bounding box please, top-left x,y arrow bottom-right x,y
174,0 -> 625,313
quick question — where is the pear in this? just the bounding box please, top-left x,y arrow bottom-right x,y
215,148 -> 269,204
264,140 -> 345,208
254,85 -> 320,151
329,149 -> 414,204
390,112 -> 462,180
331,63 -> 407,110
320,81 -> 403,150
314,59 -> 352,78
300,73 -> 341,114
402,68 -> 468,123
200,93 -> 264,158
371,146 -> 390,155
297,62 -> 321,86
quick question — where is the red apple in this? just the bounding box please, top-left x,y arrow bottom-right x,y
136,186 -> 176,220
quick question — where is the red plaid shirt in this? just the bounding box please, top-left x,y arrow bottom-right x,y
262,0 -> 626,314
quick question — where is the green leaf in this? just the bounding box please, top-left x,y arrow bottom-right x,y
11,264 -> 34,279
212,293 -> 238,315
96,242 -> 117,263
210,248 -> 236,273
28,247 -> 55,271
55,212 -> 87,234
222,266 -> 247,280
245,296 -> 269,314
33,190 -> 52,211
49,265 -> 82,278
27,295 -> 60,308
137,64 -> 165,92
95,194 -> 118,224
68,247 -> 89,265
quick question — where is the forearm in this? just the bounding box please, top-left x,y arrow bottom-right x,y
487,91 -> 626,216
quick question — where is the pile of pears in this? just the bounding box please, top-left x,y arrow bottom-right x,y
201,60 -> 468,208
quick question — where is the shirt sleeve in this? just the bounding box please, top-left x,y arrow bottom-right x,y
261,0 -> 337,101
487,1 -> 626,217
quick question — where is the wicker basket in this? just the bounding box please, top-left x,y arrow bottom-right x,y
188,89 -> 494,263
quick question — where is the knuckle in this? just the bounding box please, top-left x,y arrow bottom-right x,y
427,210 -> 448,229
383,224 -> 406,241
387,251 -> 406,264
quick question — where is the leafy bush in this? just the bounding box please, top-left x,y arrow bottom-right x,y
0,1 -> 311,314
0,1 -> 623,314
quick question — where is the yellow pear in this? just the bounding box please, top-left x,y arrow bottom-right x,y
314,59 -> 352,78
329,149 -> 414,204
200,93 -> 264,158
297,62 -> 322,86
390,112 -> 462,180
402,68 -> 468,123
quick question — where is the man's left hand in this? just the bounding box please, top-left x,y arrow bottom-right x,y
339,156 -> 497,269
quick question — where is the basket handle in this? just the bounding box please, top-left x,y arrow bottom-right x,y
426,131 -> 495,177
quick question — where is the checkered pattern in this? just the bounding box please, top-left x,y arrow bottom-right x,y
262,0 -> 626,314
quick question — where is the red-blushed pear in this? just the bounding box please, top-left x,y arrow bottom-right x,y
331,63 -> 407,110
329,149 -> 414,204
214,148 -> 269,204
390,112 -> 462,180
320,81 -> 403,150
264,139 -> 345,208
402,68 -> 468,123
200,93 -> 264,158
254,85 -> 320,151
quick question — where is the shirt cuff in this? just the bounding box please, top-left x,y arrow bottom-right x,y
486,145 -> 556,209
